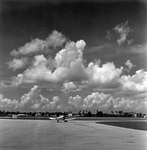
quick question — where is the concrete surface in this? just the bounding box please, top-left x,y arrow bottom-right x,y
0,119 -> 146,150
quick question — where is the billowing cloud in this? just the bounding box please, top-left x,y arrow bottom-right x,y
10,39 -> 45,56
0,94 -> 19,111
10,30 -> 66,56
8,39 -> 87,85
0,85 -> 61,111
7,57 -> 28,71
86,61 -> 123,88
111,97 -> 147,113
45,30 -> 67,48
11,74 -> 23,87
0,84 -> 146,113
54,40 -> 85,68
120,69 -> 147,92
0,74 -> 23,88
113,21 -> 132,46
3,30 -> 147,98
6,30 -> 126,89
62,82 -> 82,93
19,85 -> 46,110
68,92 -> 147,113
50,96 -> 61,109
82,92 -> 112,110
68,95 -> 82,108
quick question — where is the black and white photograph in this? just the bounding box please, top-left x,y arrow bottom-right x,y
0,0 -> 147,149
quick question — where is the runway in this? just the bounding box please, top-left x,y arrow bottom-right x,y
0,119 -> 146,150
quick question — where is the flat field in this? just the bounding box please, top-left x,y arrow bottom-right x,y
0,119 -> 146,150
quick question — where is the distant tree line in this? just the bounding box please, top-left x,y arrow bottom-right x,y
0,110 -> 146,118
77,110 -> 146,118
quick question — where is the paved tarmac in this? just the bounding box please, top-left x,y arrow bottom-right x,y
0,119 -> 146,150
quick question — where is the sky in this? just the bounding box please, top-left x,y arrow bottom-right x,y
0,0 -> 147,113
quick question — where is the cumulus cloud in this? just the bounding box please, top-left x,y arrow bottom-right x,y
50,96 -> 61,109
11,74 -> 23,87
20,85 -> 61,111
120,69 -> 147,92
7,57 -> 28,71
76,40 -> 86,52
1,85 -> 146,113
54,40 -> 85,68
10,30 -> 66,56
105,21 -> 132,46
86,61 -> 123,88
0,85 -> 61,111
19,85 -> 44,110
45,30 -> 67,48
0,94 -> 19,111
62,82 -> 82,93
4,30 -> 147,97
82,92 -> 111,109
8,39 -> 87,85
10,39 -> 45,56
62,82 -> 77,93
68,92 -> 147,113
125,60 -> 135,71
114,21 -> 132,46
0,75 -> 23,88
68,95 -> 82,108
7,30 -> 124,89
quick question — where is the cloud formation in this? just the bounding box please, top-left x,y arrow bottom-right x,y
120,69 -> 147,92
10,30 -> 67,56
7,57 -> 28,71
0,94 -> 19,111
69,95 -> 83,109
125,60 -> 135,71
2,30 -> 146,98
68,92 -> 147,113
8,39 -> 87,85
86,61 -> 123,89
0,85 -> 61,111
62,82 -> 82,93
114,21 -> 132,46
0,84 -> 146,113
106,21 -> 132,46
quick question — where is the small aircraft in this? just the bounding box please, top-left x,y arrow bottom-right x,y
49,115 -> 76,122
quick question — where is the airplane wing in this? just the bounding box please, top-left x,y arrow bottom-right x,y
65,118 -> 76,121
49,117 -> 56,120
49,116 -> 64,120
57,115 -> 64,119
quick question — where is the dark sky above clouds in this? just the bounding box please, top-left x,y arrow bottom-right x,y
0,0 -> 147,113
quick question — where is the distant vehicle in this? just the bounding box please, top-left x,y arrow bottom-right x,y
49,115 -> 76,122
